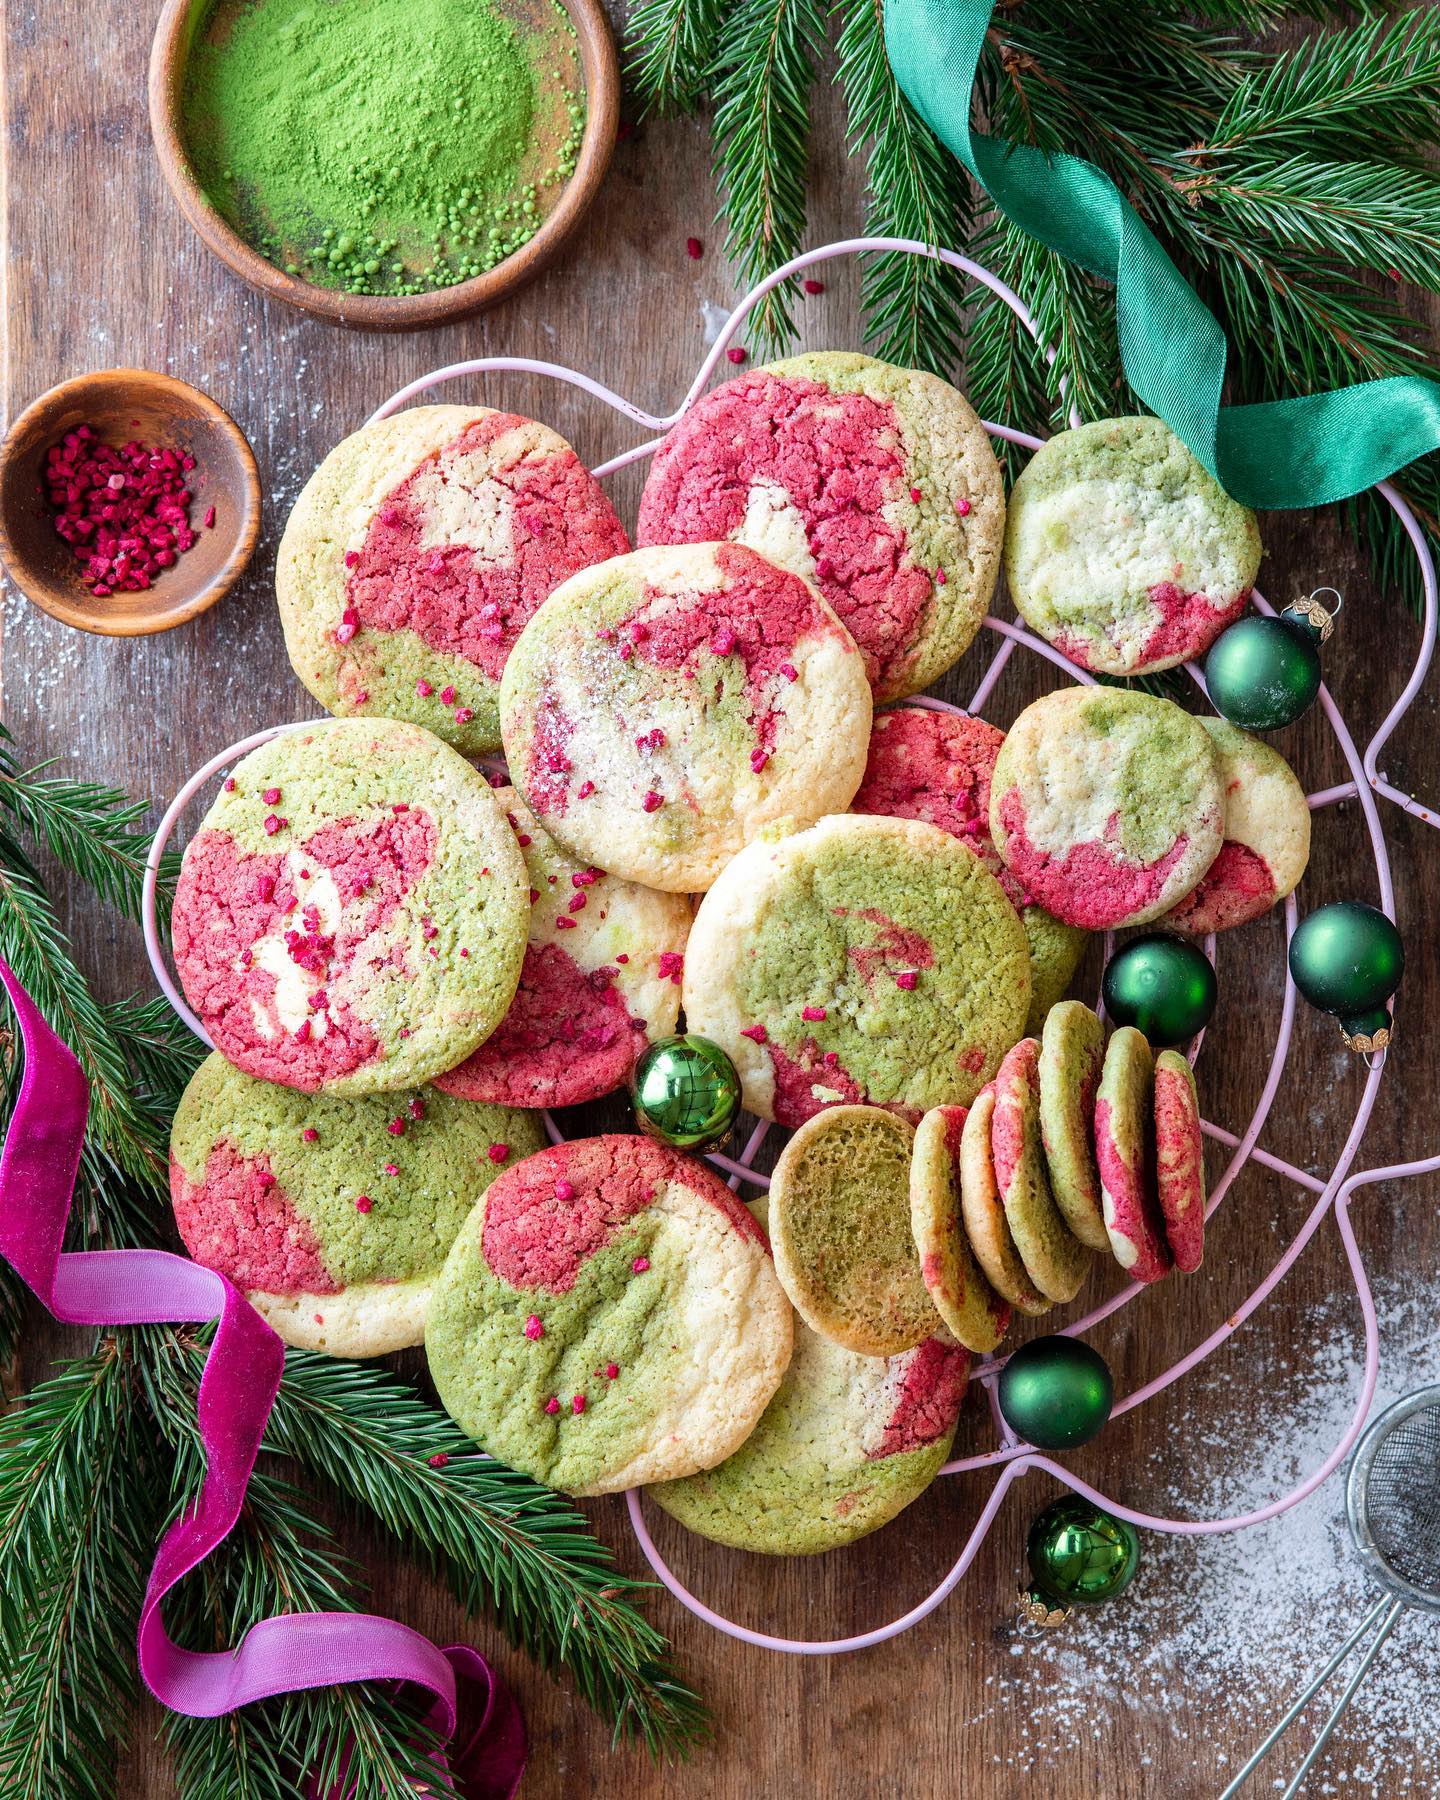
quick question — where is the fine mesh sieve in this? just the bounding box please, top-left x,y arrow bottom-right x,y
1221,1385 -> 1440,1798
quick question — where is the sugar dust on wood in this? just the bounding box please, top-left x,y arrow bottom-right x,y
181,0 -> 585,296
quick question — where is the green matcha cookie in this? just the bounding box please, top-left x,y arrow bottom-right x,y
169,1051 -> 542,1356
682,813 -> 1031,1128
425,1136 -> 792,1495
769,1106 -> 939,1357
1037,1001 -> 1110,1251
910,1104 -> 1011,1354
958,1085 -> 1051,1316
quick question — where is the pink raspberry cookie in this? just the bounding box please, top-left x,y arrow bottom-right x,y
1154,1049 -> 1206,1272
636,351 -> 1005,701
499,542 -> 873,893
854,706 -> 1088,1029
171,719 -> 528,1095
989,688 -> 1225,931
1095,1027 -> 1172,1283
434,787 -> 691,1109
277,406 -> 630,755
1161,718 -> 1311,936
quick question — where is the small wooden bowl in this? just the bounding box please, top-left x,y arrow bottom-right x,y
147,0 -> 620,333
0,369 -> 262,637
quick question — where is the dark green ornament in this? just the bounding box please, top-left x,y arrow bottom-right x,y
1339,1007 -> 1393,1055
1027,1496 -> 1141,1606
1288,902 -> 1404,1016
630,1033 -> 742,1151
997,1335 -> 1113,1450
1204,614 -> 1320,731
1101,934 -> 1217,1047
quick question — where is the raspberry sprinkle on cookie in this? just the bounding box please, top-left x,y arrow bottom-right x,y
636,351 -> 1005,700
172,719 -> 529,1095
424,1137 -> 791,1495
277,406 -> 630,755
499,542 -> 873,892
169,1052 -> 541,1356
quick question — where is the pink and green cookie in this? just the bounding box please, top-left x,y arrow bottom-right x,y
277,406 -> 630,755
989,688 -> 1225,931
682,813 -> 1031,1127
650,1297 -> 969,1554
910,1104 -> 1011,1354
958,1086 -> 1051,1316
1037,1002 -> 1110,1251
434,788 -> 691,1109
1005,417 -> 1262,676
636,351 -> 1006,701
1161,717 -> 1311,936
498,542 -> 873,893
854,705 -> 1088,1031
990,1039 -> 1091,1303
169,1051 -> 542,1355
172,719 -> 529,1095
423,1136 -> 792,1495
1154,1049 -> 1206,1272
1095,1026 -> 1172,1283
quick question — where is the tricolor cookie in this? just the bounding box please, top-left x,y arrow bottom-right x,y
769,1106 -> 937,1357
854,705 -> 1088,1031
424,1137 -> 792,1495
169,1052 -> 542,1355
1037,1002 -> 1109,1251
1005,416 -> 1262,676
277,406 -> 630,755
1161,718 -> 1310,936
990,1040 -> 1090,1303
650,1301 -> 969,1553
1095,1027 -> 1172,1283
434,788 -> 691,1109
636,351 -> 1005,700
682,813 -> 1031,1127
1154,1049 -> 1206,1272
171,719 -> 528,1095
498,542 -> 872,893
958,1086 -> 1051,1315
989,688 -> 1225,931
910,1105 -> 1011,1353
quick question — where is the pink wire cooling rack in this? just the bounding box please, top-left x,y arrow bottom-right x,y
142,239 -> 1440,1659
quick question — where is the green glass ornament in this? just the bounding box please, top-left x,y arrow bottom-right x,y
1288,902 -> 1404,1016
997,1335 -> 1113,1450
1204,614 -> 1320,731
1101,934 -> 1216,1047
1027,1497 -> 1141,1606
630,1033 -> 742,1151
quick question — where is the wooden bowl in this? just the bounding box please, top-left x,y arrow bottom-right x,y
0,369 -> 262,637
147,0 -> 620,333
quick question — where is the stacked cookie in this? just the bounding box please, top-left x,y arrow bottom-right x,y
162,357 -> 1313,1554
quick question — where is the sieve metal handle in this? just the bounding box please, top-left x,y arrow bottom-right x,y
1218,1595 -> 1405,1799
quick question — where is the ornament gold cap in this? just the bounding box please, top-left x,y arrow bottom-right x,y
1285,588 -> 1341,644
1016,1585 -> 1071,1632
1341,1016 -> 1392,1054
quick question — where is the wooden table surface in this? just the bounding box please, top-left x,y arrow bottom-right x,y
4,5 -> 1438,1796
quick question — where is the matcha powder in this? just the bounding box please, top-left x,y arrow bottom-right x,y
183,0 -> 585,295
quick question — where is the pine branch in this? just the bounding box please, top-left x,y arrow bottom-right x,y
627,0 -> 728,112
707,0 -> 829,348
0,1342 -> 154,1800
835,0 -> 973,376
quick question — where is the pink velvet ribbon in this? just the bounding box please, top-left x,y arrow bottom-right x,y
0,959 -> 526,1800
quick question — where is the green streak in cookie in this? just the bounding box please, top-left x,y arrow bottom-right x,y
171,1052 -> 541,1286
426,1205 -> 680,1492
1023,905 -> 1088,1034
1068,691 -> 1219,867
333,626 -> 500,754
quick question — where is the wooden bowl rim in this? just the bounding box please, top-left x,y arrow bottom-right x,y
0,367 -> 263,637
146,0 -> 620,333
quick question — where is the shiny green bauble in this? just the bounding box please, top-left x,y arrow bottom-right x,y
1204,614 -> 1321,730
630,1033 -> 743,1151
1027,1497 -> 1141,1606
997,1335 -> 1114,1450
1101,934 -> 1217,1047
1288,902 -> 1404,1016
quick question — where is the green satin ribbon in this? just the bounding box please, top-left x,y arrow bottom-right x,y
883,0 -> 1440,510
